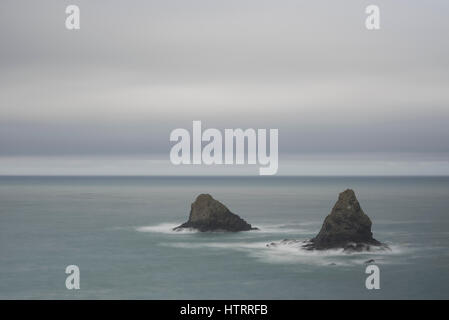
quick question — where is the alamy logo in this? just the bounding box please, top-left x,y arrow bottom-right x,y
365,265 -> 380,290
65,5 -> 80,30
65,265 -> 80,290
365,5 -> 380,30
169,121 -> 278,175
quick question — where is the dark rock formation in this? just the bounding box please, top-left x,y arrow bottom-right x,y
173,194 -> 258,232
365,259 -> 376,264
303,189 -> 388,252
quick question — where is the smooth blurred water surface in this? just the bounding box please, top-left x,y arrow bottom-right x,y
0,176 -> 448,299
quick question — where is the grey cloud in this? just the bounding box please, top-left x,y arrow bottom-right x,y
0,0 -> 448,158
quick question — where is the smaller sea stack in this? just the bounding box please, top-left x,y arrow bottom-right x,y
173,194 -> 258,232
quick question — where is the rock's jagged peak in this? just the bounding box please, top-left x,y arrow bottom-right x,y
192,194 -> 224,209
195,194 -> 213,201
337,189 -> 357,203
188,194 -> 230,222
331,189 -> 362,214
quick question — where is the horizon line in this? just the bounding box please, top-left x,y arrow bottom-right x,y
1,175 -> 449,178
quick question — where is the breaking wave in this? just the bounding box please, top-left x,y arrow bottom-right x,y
135,221 -> 409,267
135,221 -> 318,235
159,240 -> 409,267
135,222 -> 197,234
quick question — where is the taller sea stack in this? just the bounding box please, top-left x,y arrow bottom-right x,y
303,189 -> 387,252
174,194 -> 258,232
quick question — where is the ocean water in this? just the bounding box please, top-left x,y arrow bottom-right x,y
0,176 -> 448,299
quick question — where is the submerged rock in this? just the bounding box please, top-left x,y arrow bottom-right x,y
173,194 -> 258,232
266,239 -> 300,248
302,189 -> 389,252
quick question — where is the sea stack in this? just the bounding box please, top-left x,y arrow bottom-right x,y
173,194 -> 258,232
303,189 -> 387,252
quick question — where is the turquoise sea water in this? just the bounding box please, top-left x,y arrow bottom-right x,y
0,176 -> 448,299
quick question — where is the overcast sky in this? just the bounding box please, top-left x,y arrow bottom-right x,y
0,0 -> 448,174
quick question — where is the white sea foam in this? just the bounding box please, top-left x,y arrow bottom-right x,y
136,221 -> 410,267
135,222 -> 198,234
160,240 -> 410,267
135,221 -> 316,235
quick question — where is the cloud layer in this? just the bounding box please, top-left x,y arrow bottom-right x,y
1,0 -> 448,161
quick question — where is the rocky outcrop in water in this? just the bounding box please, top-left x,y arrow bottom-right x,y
173,194 -> 258,232
302,189 -> 388,252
